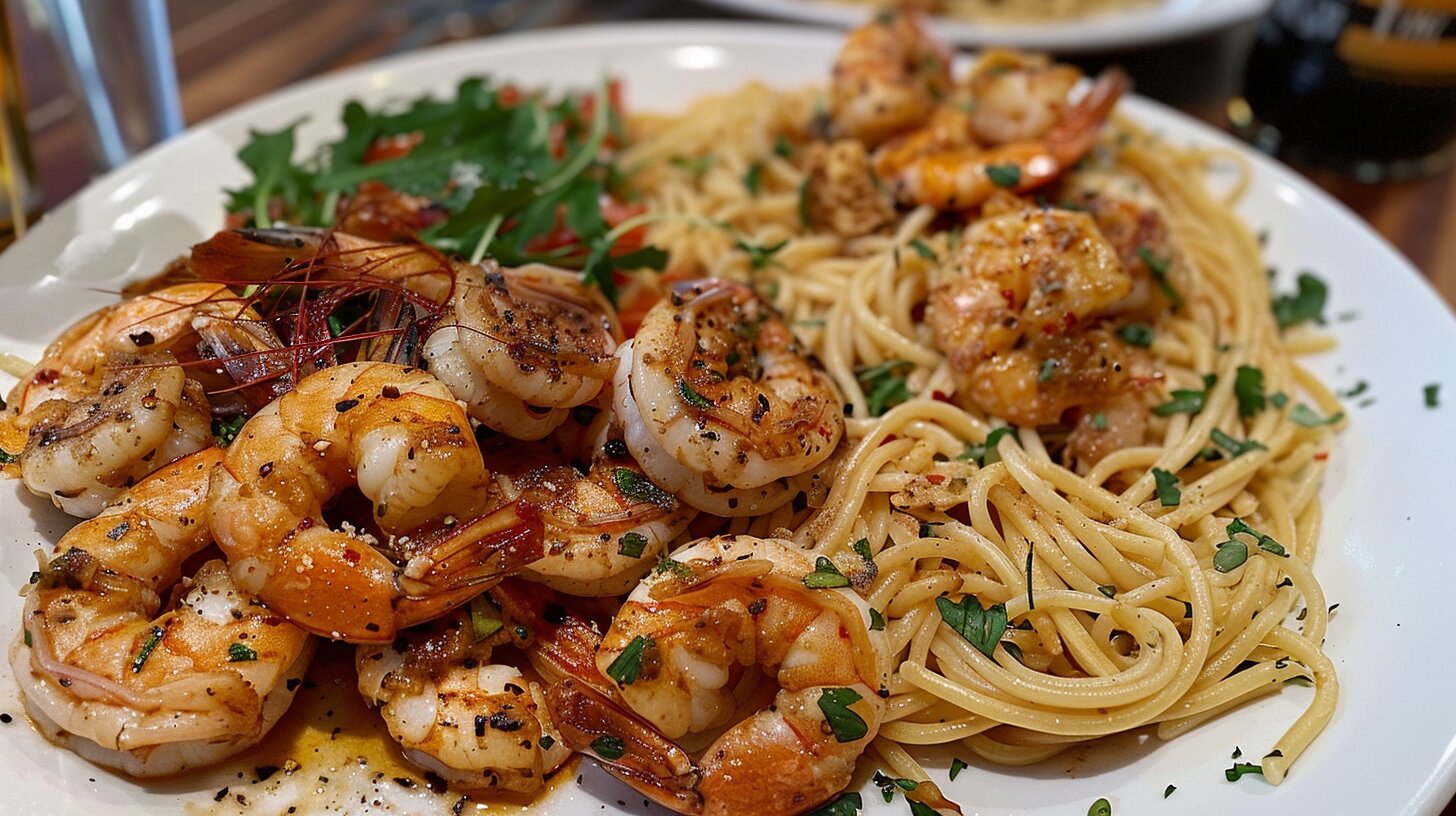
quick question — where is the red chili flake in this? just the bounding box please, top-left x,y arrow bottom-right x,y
879,434 -> 898,447
1000,289 -> 1017,308
33,369 -> 60,386
1062,312 -> 1078,331
1042,321 -> 1061,335
343,548 -> 361,566
931,390 -> 952,403
926,474 -> 946,485
297,517 -> 314,530
1314,452 -> 1329,461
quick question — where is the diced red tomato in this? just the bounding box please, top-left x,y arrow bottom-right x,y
362,131 -> 424,164
616,285 -> 662,339
498,84 -> 523,107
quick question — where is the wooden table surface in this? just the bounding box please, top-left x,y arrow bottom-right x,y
7,2 -> 1456,812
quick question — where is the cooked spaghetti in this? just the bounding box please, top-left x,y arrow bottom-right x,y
618,54 -> 1339,790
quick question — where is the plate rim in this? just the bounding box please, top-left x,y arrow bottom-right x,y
693,0 -> 1274,51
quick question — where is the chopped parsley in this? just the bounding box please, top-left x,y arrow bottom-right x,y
1037,358 -> 1060,383
1116,322 -> 1154,348
1092,412 -> 1107,430
538,735 -> 555,750
817,687 -> 868,742
653,556 -> 694,580
227,642 -> 258,662
908,238 -> 938,261
959,426 -> 1015,467
677,379 -> 714,410
985,164 -> 1021,188
1138,246 -> 1182,308
605,635 -> 654,686
869,608 -> 886,631
1225,762 -> 1265,782
803,556 -> 852,589
1289,404 -> 1343,427
1211,428 -> 1267,458
1098,584 -> 1117,598
1088,798 -> 1113,816
1234,365 -> 1266,418
773,134 -> 794,158
935,595 -> 1008,657
807,792 -> 863,816
1425,383 -> 1441,408
734,236 -> 790,270
856,359 -> 915,416
1270,391 -> 1290,408
590,734 -> 626,761
1227,517 -> 1287,557
212,415 -> 247,447
132,626 -> 164,673
617,532 -> 648,558
614,468 -> 673,507
1213,540 -> 1249,573
1164,784 -> 1177,798
469,594 -> 503,640
669,153 -> 714,178
1272,272 -> 1328,329
949,757 -> 969,781
0,448 -> 15,465
872,771 -> 917,802
1151,467 -> 1181,507
743,161 -> 764,196
1154,374 -> 1217,417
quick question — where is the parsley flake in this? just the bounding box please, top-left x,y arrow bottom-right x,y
1088,798 -> 1112,816
1272,272 -> 1328,329
856,359 -> 914,416
817,687 -> 868,742
132,626 -> 164,673
1116,322 -> 1154,348
936,595 -> 1008,657
1290,404 -> 1343,427
227,642 -> 258,663
1213,540 -> 1249,573
617,532 -> 648,558
807,792 -> 863,816
1425,383 -> 1441,408
804,557 -> 852,589
908,238 -> 938,261
986,164 -> 1021,188
1151,468 -> 1181,507
1138,246 -> 1182,308
605,635 -> 654,686
959,426 -> 1015,466
1234,365 -> 1266,417
949,757 -> 969,781
590,734 -> 626,761
1225,762 -> 1264,782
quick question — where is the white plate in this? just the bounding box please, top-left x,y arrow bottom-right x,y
1,21 -> 1453,816
696,0 -> 1272,51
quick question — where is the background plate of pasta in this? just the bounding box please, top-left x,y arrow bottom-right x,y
695,0 -> 1273,51
0,19 -> 1452,816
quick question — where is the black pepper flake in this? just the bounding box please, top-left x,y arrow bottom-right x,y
286,677 -> 301,691
748,598 -> 767,616
488,712 -> 524,731
105,522 -> 130,541
393,777 -> 416,788
335,398 -> 360,413
0,713 -> 11,724
474,715 -> 487,737
128,330 -> 155,347
214,788 -> 229,802
259,462 -> 274,478
543,603 -> 567,624
255,765 -> 279,781
424,771 -> 449,793
381,386 -> 401,399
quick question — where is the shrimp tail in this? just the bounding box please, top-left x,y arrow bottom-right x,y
394,502 -> 544,616
489,579 -> 609,689
1045,67 -> 1130,167
544,678 -> 704,816
189,228 -> 328,284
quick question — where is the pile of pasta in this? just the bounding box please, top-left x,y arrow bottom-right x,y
623,82 -> 1340,785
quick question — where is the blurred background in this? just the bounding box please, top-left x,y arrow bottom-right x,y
3,0 -> 1453,303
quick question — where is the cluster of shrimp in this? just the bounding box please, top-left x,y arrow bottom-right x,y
2,218 -> 874,809
1,11 -> 1171,814
816,11 -> 1178,463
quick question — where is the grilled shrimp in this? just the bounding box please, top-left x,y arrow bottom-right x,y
354,600 -> 572,792
927,206 -> 1153,427
10,448 -> 315,777
613,280 -> 844,517
829,10 -> 953,147
481,429 -> 698,598
208,362 -> 542,642
965,51 -> 1084,147
891,67 -> 1128,210
6,282 -> 284,517
424,261 -> 619,440
191,228 -> 620,440
545,535 -> 892,816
